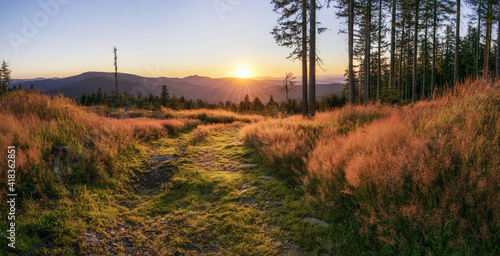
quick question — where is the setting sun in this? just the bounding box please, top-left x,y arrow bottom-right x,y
235,66 -> 251,78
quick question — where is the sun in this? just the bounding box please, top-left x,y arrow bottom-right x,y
235,66 -> 251,78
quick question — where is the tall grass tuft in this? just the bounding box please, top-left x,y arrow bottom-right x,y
0,91 -> 269,253
0,91 -> 198,206
242,78 -> 500,253
242,105 -> 385,183
191,121 -> 244,145
161,108 -> 265,124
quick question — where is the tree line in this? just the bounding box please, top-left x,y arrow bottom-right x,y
1,58 -> 345,115
272,0 -> 500,109
78,84 -> 346,115
0,61 -> 13,95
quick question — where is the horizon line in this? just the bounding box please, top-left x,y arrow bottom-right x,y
11,71 -> 346,81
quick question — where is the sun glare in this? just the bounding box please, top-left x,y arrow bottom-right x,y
235,66 -> 251,78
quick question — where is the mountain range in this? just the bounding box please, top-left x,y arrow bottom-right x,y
12,72 -> 344,103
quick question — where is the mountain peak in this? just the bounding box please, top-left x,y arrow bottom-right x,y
183,75 -> 210,79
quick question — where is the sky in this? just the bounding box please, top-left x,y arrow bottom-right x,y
0,0 -> 348,79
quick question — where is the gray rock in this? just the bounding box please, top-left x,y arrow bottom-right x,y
303,217 -> 329,227
151,155 -> 174,166
241,163 -> 258,167
259,175 -> 273,179
83,232 -> 99,244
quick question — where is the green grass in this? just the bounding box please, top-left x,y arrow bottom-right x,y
242,79 -> 500,255
0,117 -> 332,255
3,82 -> 498,255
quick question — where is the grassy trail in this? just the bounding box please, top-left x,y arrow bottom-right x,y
79,126 -> 306,255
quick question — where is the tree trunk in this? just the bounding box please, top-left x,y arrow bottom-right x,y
407,38 -> 411,100
390,0 -> 397,88
412,0 -> 419,102
285,75 -> 289,102
496,14 -> 500,78
349,0 -> 355,103
484,2 -> 492,78
302,0 -> 308,117
399,9 -> 406,94
454,0 -> 460,89
114,47 -> 119,97
377,0 -> 382,100
476,7 -> 481,77
431,0 -> 437,99
422,16 -> 428,100
365,0 -> 371,106
309,0 -> 316,116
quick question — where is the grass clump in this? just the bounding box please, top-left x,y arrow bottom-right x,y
242,78 -> 500,254
242,105 -> 384,184
161,108 -> 265,124
0,91 -> 186,254
190,121 -> 245,145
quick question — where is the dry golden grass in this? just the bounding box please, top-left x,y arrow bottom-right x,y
241,104 -> 383,182
161,108 -> 265,124
0,91 -> 267,210
0,91 -> 279,254
242,78 -> 500,252
0,91 -> 200,208
191,121 -> 245,145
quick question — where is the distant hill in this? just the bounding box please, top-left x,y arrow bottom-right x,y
14,72 -> 344,103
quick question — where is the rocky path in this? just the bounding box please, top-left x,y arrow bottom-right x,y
79,126 -> 304,255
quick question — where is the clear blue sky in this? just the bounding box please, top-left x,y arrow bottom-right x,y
0,0 -> 348,79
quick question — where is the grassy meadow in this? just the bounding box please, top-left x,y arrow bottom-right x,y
242,79 -> 500,254
0,78 -> 499,255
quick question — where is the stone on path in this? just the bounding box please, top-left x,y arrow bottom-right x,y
82,232 -> 99,244
150,155 -> 174,166
282,244 -> 304,256
241,163 -> 258,168
303,217 -> 329,227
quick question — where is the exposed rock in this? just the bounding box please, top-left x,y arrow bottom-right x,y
150,154 -> 174,166
259,175 -> 273,179
82,232 -> 99,244
241,163 -> 258,168
282,244 -> 304,256
303,217 -> 329,227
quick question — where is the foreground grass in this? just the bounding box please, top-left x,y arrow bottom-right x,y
0,92 -> 329,255
2,79 -> 498,255
242,78 -> 500,255
95,128 -> 285,255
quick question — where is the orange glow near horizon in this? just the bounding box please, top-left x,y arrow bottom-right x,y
8,60 -> 343,80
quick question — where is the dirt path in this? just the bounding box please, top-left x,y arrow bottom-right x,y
79,126 -> 304,255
